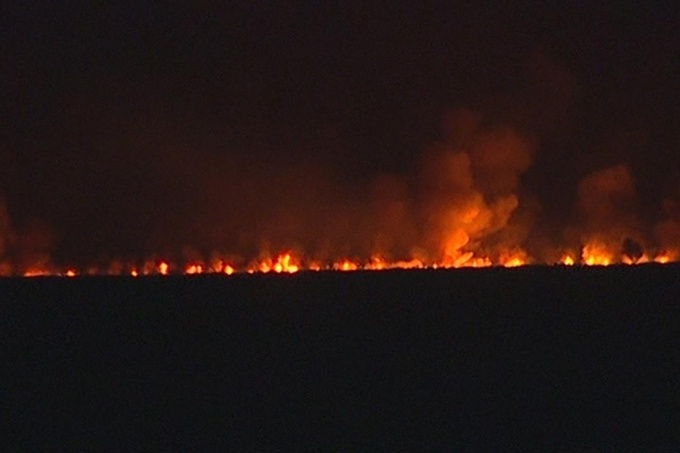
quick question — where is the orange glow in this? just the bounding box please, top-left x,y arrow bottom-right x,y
272,253 -> 300,273
655,254 -> 670,264
158,261 -> 170,275
257,261 -> 272,273
0,262 -> 12,277
441,252 -> 493,268
621,255 -> 635,265
499,250 -> 529,268
366,256 -> 387,270
3,244 -> 679,278
185,263 -> 204,274
503,256 -> 525,268
335,260 -> 359,271
560,255 -> 575,266
466,256 -> 493,268
23,268 -> 49,277
142,260 -> 156,275
393,258 -> 425,269
582,242 -> 614,266
637,254 -> 651,264
308,261 -> 323,271
654,251 -> 678,264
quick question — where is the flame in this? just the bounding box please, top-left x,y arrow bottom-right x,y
257,261 -> 271,273
654,251 -> 678,264
440,251 -> 493,268
2,244 -> 678,278
582,242 -> 614,266
335,260 -> 359,271
560,254 -> 575,266
365,256 -> 387,270
655,253 -> 670,264
499,249 -> 529,268
395,258 -> 425,269
185,263 -> 204,274
1,112 -> 679,279
23,268 -> 50,277
502,256 -> 525,268
622,252 -> 650,265
272,253 -> 299,273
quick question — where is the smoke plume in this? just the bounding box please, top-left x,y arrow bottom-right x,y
573,164 -> 646,262
419,109 -> 536,263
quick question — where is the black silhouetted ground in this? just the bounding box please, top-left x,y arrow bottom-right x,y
2,265 -> 679,450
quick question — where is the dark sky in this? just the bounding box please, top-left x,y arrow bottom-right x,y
1,2 -> 679,264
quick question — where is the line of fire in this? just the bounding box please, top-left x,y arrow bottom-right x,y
8,246 -> 678,278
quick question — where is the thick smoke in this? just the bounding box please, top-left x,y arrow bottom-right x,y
4,97 -> 679,272
572,164 -> 648,262
3,2 -> 680,273
419,108 -> 536,263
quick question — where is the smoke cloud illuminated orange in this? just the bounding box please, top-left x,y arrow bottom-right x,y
0,108 -> 678,278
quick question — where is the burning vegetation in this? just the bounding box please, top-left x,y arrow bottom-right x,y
0,107 -> 678,278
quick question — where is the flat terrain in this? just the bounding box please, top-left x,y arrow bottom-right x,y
2,265 -> 679,450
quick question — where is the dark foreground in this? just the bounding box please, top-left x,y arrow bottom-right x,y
2,265 -> 679,450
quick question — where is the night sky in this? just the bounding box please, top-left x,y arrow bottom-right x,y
1,2 -> 679,266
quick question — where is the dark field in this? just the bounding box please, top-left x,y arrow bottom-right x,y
2,265 -> 680,450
